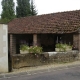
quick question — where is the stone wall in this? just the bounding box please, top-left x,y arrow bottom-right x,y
12,51 -> 79,69
0,24 -> 8,73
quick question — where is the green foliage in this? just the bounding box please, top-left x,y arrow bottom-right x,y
0,18 -> 10,24
29,46 -> 42,54
56,43 -> 72,52
20,45 -> 42,54
16,0 -> 31,18
16,0 -> 37,18
56,43 -> 60,48
30,0 -> 37,15
1,0 -> 15,23
60,44 -> 67,51
20,44 -> 29,51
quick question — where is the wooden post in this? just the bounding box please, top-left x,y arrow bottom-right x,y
33,34 -> 37,46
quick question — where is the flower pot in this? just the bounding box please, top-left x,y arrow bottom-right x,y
55,48 -> 59,52
20,50 -> 29,54
66,48 -> 72,51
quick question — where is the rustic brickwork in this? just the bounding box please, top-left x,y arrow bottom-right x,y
10,34 -> 16,54
12,51 -> 79,69
78,33 -> 80,52
73,33 -> 79,50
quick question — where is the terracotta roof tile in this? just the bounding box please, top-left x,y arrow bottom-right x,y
8,10 -> 80,34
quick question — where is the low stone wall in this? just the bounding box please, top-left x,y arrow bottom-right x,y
12,53 -> 49,69
11,50 -> 79,69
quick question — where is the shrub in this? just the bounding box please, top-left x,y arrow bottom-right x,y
29,46 -> 42,54
55,43 -> 60,48
55,43 -> 72,52
20,44 -> 29,51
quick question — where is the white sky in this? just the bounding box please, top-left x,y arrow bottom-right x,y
0,0 -> 80,15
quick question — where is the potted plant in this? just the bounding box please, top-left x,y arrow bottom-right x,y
55,43 -> 60,51
55,43 -> 72,52
20,44 -> 29,54
29,46 -> 42,54
66,45 -> 72,51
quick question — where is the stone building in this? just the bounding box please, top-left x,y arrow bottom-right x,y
8,10 -> 80,54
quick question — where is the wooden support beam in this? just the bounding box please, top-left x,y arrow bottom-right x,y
33,34 -> 37,46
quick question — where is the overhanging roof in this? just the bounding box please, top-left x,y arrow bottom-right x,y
8,10 -> 80,34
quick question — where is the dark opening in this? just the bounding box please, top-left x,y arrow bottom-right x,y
16,34 -> 33,54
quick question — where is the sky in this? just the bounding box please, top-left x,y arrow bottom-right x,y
0,0 -> 80,15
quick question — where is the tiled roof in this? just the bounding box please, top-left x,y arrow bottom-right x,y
8,10 -> 80,34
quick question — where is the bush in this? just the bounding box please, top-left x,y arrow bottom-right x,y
0,18 -> 11,24
55,43 -> 72,52
20,44 -> 29,51
29,46 -> 42,54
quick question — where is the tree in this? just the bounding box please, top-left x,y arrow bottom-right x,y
1,0 -> 15,23
16,0 -> 31,18
30,0 -> 37,15
16,0 -> 37,18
